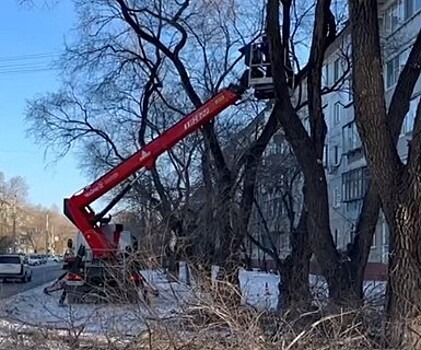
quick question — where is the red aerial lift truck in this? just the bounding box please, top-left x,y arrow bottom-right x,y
62,39 -> 274,304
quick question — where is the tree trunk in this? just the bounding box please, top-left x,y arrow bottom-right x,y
266,0 -> 363,304
280,209 -> 312,310
349,0 -> 421,346
166,251 -> 179,281
347,184 -> 382,299
384,185 -> 421,348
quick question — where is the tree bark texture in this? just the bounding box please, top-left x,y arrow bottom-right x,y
347,21 -> 421,303
280,205 -> 312,310
349,0 -> 421,346
347,183 -> 381,299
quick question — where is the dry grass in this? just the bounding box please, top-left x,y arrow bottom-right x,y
0,260 -> 406,349
0,292 -> 412,350
0,308 -> 383,350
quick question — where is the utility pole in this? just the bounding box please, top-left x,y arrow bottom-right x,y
51,224 -> 55,255
12,194 -> 17,253
45,212 -> 49,254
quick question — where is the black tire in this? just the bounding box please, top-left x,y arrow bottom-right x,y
28,274 -> 32,282
21,274 -> 27,283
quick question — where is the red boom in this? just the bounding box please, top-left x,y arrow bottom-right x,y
64,85 -> 245,258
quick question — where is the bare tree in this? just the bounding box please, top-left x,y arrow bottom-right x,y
26,0 -> 361,304
349,1 -> 421,346
264,0 -> 387,304
0,173 -> 29,242
25,0 -> 271,282
244,134 -> 312,309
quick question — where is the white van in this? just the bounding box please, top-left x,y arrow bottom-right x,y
0,255 -> 32,282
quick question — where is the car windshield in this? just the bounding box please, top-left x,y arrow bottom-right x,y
0,256 -> 21,264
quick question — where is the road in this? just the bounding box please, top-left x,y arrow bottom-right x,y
0,263 -> 63,299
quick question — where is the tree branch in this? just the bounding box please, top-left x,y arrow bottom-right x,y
115,0 -> 230,175
387,31 -> 421,142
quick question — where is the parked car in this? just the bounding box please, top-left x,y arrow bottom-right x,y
27,254 -> 41,266
47,255 -> 61,263
0,254 -> 32,282
53,255 -> 63,262
40,255 -> 47,264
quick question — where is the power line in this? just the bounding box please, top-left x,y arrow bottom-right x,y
0,149 -> 40,154
0,52 -> 60,62
0,61 -> 53,69
0,52 -> 60,76
0,67 -> 57,75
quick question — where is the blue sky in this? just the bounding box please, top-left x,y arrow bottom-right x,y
0,0 -> 85,208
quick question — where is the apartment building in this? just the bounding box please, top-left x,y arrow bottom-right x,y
324,0 -> 421,265
243,0 -> 421,270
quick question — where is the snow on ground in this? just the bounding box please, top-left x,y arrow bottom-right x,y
238,268 -> 386,310
0,263 -> 387,342
0,268 -> 192,338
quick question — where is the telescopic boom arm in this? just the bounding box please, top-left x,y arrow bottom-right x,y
64,73 -> 249,258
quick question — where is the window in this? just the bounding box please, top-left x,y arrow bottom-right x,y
384,0 -> 404,34
382,219 -> 389,246
400,47 -> 410,67
324,64 -> 330,86
334,229 -> 339,245
405,0 -> 414,18
323,144 -> 328,167
346,200 -> 363,213
386,56 -> 400,87
334,102 -> 341,125
333,187 -> 341,208
342,167 -> 370,202
0,256 -> 21,264
372,232 -> 377,248
384,9 -> 391,33
342,122 -> 362,153
334,58 -> 340,82
386,48 -> 410,88
267,142 -> 278,155
403,106 -> 416,135
332,145 -> 340,165
401,97 -> 419,134
347,77 -> 353,102
404,0 -> 421,19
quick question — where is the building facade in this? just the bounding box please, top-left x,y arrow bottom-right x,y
242,0 -> 421,270
324,0 -> 421,264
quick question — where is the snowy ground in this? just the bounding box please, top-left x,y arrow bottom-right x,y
0,268 -> 192,338
0,263 -> 387,345
237,268 -> 386,310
